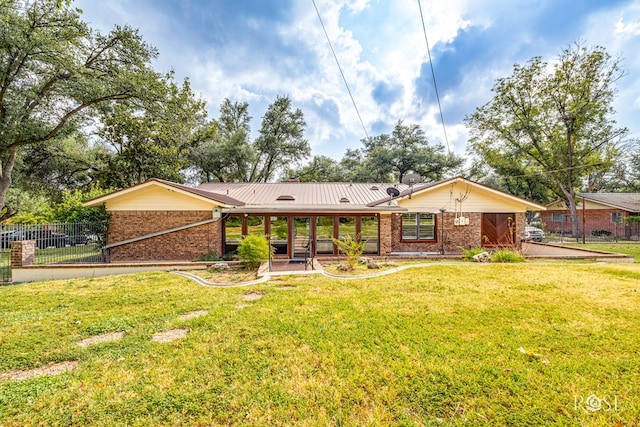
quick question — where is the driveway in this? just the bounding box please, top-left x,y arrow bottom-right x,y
522,242 -> 633,262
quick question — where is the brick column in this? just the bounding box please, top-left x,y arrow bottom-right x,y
11,240 -> 35,267
379,214 -> 393,256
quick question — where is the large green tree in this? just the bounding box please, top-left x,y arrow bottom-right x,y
466,44 -> 627,237
0,0 -> 163,219
282,155 -> 346,182
342,120 -> 462,183
96,77 -> 206,187
189,98 -> 253,182
249,95 -> 310,182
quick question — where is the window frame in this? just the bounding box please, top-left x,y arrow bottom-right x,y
401,212 -> 436,241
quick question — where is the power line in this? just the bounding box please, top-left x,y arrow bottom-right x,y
417,0 -> 450,155
311,0 -> 369,140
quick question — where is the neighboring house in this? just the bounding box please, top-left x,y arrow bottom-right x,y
85,176 -> 545,262
541,193 -> 640,238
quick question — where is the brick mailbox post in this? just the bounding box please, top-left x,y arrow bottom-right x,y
11,240 -> 36,267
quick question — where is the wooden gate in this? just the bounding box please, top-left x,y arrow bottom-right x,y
481,213 -> 515,247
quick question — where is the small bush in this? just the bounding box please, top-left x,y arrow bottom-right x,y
460,246 -> 485,261
237,234 -> 272,269
196,251 -> 223,262
332,235 -> 366,271
490,249 -> 525,263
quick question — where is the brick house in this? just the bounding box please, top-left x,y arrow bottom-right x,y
85,176 -> 545,262
541,193 -> 640,239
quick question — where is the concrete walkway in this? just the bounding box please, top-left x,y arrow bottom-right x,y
522,242 -> 634,262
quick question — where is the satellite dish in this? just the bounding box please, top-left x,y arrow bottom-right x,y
402,173 -> 422,186
386,187 -> 400,197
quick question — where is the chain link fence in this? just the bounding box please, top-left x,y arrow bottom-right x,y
1,222 -> 107,282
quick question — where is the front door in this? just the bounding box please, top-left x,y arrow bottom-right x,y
481,213 -> 515,247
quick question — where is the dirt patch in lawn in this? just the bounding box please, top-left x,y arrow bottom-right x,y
242,292 -> 263,301
0,361 -> 79,382
77,331 -> 125,348
183,268 -> 258,283
178,310 -> 208,321
151,328 -> 189,343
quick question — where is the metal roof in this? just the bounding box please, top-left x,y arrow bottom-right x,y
197,182 -> 410,207
579,192 -> 640,212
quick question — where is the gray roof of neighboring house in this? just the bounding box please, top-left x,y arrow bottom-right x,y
579,192 -> 640,212
197,181 -> 411,208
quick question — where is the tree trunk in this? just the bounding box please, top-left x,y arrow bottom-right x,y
0,146 -> 18,213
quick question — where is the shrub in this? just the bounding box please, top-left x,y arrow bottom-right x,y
332,235 -> 366,271
490,249 -> 525,263
237,234 -> 272,269
196,251 -> 223,262
460,246 -> 486,261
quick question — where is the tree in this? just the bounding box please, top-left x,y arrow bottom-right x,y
282,155 -> 346,182
189,99 -> 253,182
16,132 -> 106,198
0,0 -> 163,219
249,95 -> 310,182
466,43 -> 627,238
341,120 -> 462,183
96,77 -> 207,188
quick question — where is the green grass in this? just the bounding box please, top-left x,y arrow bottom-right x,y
563,242 -> 640,262
1,264 -> 640,425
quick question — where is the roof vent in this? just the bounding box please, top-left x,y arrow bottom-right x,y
370,185 -> 379,191
340,197 -> 350,203
276,195 -> 295,201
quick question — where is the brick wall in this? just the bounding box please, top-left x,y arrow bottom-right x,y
390,212 -> 525,254
541,209 -> 628,237
108,211 -> 223,262
10,240 -> 35,267
379,214 -> 392,255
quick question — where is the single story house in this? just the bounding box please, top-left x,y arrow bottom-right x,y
85,176 -> 545,262
541,193 -> 640,238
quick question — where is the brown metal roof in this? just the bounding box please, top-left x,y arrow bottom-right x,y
579,192 -> 640,212
197,182 -> 410,207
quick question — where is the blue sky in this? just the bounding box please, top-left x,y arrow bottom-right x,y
75,0 -> 640,164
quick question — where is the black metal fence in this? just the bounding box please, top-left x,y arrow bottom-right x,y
0,222 -> 107,282
534,214 -> 640,243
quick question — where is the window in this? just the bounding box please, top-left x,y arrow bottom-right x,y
611,212 -> 624,223
315,217 -> 335,254
338,216 -> 356,241
224,216 -> 243,255
361,216 -> 379,254
246,216 -> 265,236
552,213 -> 565,222
402,213 -> 435,240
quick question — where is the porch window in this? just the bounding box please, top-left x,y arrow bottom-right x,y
270,216 -> 288,255
224,215 -> 243,255
315,216 -> 334,254
338,216 -> 356,241
402,213 -> 435,240
246,216 -> 266,236
361,216 -> 379,254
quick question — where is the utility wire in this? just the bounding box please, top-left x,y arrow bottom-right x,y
312,0 -> 369,140
418,0 -> 450,155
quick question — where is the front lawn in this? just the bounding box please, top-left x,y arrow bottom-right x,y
1,264 -> 639,425
563,242 -> 640,262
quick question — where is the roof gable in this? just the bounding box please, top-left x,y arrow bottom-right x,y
84,179 -> 244,210
369,176 -> 546,212
579,193 -> 640,212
